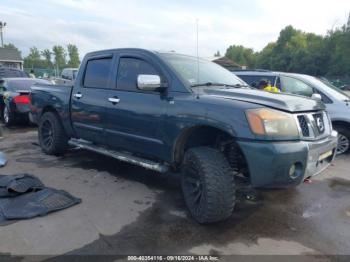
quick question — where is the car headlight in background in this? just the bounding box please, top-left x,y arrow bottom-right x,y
246,108 -> 299,137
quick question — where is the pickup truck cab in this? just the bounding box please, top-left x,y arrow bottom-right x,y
30,49 -> 338,223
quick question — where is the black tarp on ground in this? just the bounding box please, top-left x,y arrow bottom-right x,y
0,174 -> 81,225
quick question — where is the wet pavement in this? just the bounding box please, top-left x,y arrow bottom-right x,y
0,125 -> 349,259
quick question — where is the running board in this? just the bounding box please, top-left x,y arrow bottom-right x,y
68,139 -> 169,173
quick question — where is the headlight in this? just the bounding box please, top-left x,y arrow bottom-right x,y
246,108 -> 299,137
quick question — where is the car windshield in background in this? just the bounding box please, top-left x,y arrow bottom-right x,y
160,53 -> 247,88
7,79 -> 51,91
235,74 -> 277,88
302,75 -> 350,101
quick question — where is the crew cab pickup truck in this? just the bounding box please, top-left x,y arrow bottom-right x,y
30,48 -> 338,223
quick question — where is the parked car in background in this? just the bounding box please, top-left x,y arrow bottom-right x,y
0,78 -> 51,126
234,70 -> 350,155
30,49 -> 337,224
52,68 -> 78,85
0,66 -> 28,79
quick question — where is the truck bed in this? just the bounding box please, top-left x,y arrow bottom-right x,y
30,83 -> 74,136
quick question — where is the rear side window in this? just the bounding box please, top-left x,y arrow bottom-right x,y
84,58 -> 112,88
117,58 -> 158,91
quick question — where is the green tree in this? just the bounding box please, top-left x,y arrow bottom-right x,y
67,44 -> 80,68
3,43 -> 19,51
24,47 -> 45,68
256,42 -> 276,69
41,49 -> 53,68
225,45 -> 256,68
52,45 -> 66,70
214,50 -> 221,57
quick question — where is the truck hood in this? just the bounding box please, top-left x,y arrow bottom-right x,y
202,88 -> 325,113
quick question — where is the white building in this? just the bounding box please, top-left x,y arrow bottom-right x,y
0,47 -> 23,70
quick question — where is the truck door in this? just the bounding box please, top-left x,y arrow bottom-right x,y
105,55 -> 168,159
71,55 -> 113,144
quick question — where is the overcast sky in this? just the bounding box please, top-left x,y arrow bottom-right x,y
0,0 -> 349,58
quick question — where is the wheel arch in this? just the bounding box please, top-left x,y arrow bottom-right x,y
40,106 -> 73,138
332,120 -> 350,130
172,125 -> 237,165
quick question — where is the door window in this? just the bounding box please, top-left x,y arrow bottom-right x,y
83,58 -> 112,89
280,76 -> 314,97
117,58 -> 159,91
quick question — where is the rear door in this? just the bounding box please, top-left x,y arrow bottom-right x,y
105,53 -> 168,158
71,55 -> 113,144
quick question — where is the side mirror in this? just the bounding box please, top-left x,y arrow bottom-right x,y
311,93 -> 322,101
137,74 -> 161,91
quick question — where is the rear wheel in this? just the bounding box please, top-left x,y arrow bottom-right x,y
2,105 -> 15,126
38,112 -> 68,155
334,126 -> 350,155
181,147 -> 236,224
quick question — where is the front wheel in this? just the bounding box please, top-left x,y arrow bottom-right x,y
334,126 -> 350,155
181,147 -> 236,224
38,112 -> 68,155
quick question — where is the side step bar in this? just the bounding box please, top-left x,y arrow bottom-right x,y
68,138 -> 169,173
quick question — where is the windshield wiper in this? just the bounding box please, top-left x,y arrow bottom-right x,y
191,82 -> 248,88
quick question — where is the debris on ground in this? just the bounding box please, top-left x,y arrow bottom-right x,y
0,173 -> 81,224
0,152 -> 6,167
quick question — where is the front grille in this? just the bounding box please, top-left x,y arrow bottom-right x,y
312,113 -> 325,134
296,111 -> 330,140
297,115 -> 310,137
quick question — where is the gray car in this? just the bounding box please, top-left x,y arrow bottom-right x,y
234,71 -> 350,155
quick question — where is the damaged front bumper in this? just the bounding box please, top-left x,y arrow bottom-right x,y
237,131 -> 338,188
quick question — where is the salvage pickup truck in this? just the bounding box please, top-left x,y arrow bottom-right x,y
30,48 -> 338,223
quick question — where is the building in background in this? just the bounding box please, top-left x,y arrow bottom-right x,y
0,47 -> 23,70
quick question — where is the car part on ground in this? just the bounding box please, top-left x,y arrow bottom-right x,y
0,173 -> 81,224
0,174 -> 44,197
0,153 -> 6,167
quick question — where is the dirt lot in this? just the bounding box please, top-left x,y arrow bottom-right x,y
0,125 -> 349,259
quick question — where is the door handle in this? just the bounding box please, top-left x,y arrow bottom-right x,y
73,93 -> 83,99
108,97 -> 120,104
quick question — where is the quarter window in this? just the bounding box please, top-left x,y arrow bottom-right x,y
84,58 -> 112,88
117,58 -> 159,91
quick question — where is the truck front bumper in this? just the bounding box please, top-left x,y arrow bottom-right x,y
237,131 -> 338,188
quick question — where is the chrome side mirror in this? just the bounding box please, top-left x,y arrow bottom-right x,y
311,93 -> 322,101
137,75 -> 161,91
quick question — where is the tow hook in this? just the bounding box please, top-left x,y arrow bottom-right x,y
304,177 -> 312,184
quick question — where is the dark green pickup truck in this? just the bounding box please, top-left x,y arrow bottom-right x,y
29,48 -> 338,223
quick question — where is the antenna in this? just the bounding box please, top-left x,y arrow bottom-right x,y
196,18 -> 199,84
195,18 -> 200,99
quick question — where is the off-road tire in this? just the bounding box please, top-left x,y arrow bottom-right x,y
181,147 -> 236,224
38,112 -> 68,155
334,126 -> 350,155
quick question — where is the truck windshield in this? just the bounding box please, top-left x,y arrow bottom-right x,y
160,53 -> 247,88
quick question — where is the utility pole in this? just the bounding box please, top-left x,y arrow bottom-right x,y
0,21 -> 6,47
